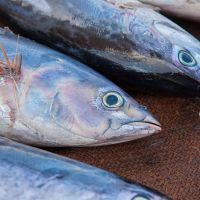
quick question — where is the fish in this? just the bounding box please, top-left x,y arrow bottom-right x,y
139,0 -> 200,22
0,136 -> 170,200
0,0 -> 200,96
106,0 -> 159,10
109,0 -> 200,22
0,27 -> 161,147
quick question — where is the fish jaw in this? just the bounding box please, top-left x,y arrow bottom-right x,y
84,107 -> 161,147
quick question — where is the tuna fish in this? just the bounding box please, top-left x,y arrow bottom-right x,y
0,136 -> 170,200
0,0 -> 200,95
140,0 -> 200,22
108,0 -> 200,22
0,27 -> 161,147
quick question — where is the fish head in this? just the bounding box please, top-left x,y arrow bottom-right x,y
19,59 -> 161,146
154,20 -> 200,82
85,85 -> 161,146
49,64 -> 161,146
117,180 -> 170,200
128,7 -> 200,81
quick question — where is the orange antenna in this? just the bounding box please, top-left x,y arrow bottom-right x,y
0,43 -> 22,113
0,43 -> 22,75
0,44 -> 11,72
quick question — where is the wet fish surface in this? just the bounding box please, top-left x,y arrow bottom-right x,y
0,28 -> 161,147
139,0 -> 200,22
0,136 -> 170,200
0,0 -> 200,95
107,0 -> 200,22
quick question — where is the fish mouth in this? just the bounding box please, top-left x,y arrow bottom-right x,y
87,117 -> 161,147
123,114 -> 161,133
128,121 -> 161,132
133,114 -> 161,131
119,119 -> 161,138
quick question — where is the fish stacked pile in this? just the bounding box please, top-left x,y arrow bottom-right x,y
0,0 -> 199,199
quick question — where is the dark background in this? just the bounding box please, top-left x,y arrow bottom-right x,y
0,16 -> 199,200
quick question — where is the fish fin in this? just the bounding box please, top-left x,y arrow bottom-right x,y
105,0 -> 160,11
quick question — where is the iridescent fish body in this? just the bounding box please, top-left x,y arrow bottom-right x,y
0,137 -> 170,200
109,0 -> 200,21
140,0 -> 200,22
0,0 -> 200,95
0,28 -> 161,147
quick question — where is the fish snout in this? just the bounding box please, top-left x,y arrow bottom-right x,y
142,113 -> 161,130
110,104 -> 162,141
123,109 -> 161,135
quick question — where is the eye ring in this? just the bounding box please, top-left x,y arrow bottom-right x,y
131,195 -> 150,200
178,50 -> 197,67
102,91 -> 124,109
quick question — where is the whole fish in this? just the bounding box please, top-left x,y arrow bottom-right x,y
0,136 -> 170,200
109,0 -> 200,22
0,0 -> 200,95
0,27 -> 161,147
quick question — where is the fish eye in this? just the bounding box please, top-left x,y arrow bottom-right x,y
102,91 -> 124,109
178,50 -> 197,67
131,195 -> 150,200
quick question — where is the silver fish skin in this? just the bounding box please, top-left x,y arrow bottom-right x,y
0,0 -> 200,95
0,28 -> 160,147
107,0 -> 200,22
139,0 -> 200,22
0,137 -> 170,200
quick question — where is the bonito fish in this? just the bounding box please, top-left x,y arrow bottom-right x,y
0,28 -> 160,147
141,0 -> 200,22
0,0 -> 200,95
0,137 -> 170,200
108,0 -> 200,22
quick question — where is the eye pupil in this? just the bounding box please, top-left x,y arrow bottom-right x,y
106,95 -> 118,106
181,52 -> 193,63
